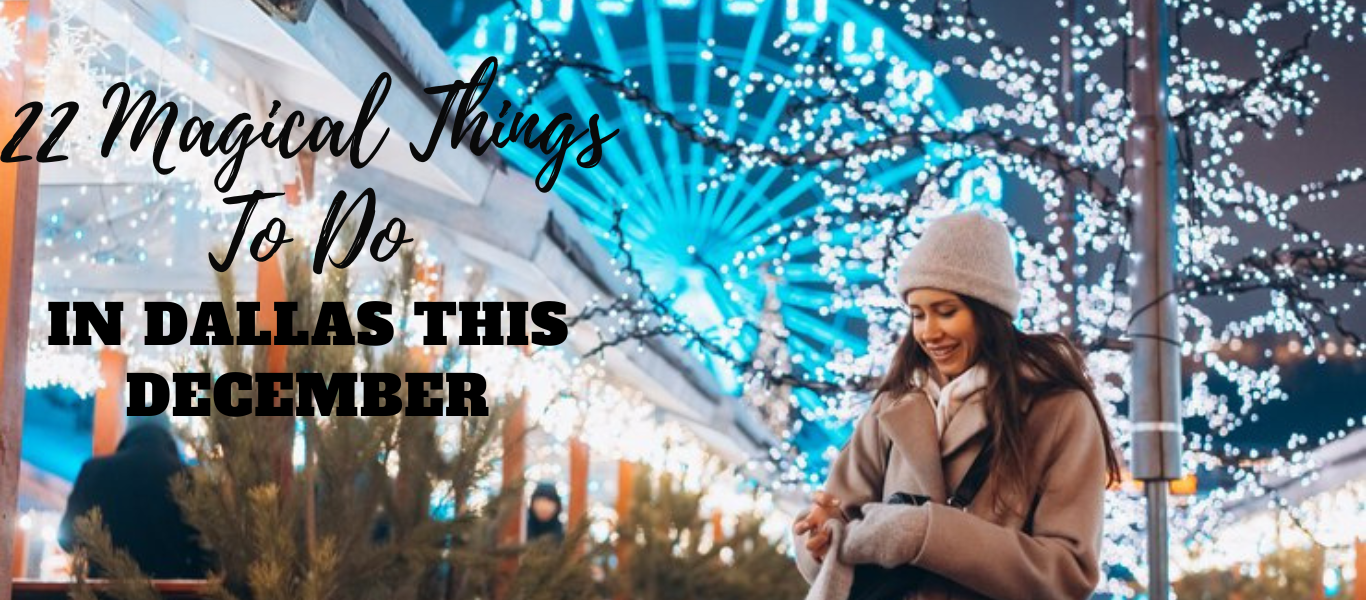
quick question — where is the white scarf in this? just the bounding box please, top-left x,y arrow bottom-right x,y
916,363 -> 989,444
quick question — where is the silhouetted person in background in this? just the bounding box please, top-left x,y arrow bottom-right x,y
58,415 -> 209,579
526,481 -> 565,544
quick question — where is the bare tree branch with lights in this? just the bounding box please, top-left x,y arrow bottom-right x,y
488,0 -> 1365,593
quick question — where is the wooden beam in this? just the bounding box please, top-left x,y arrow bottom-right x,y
567,438 -> 589,531
9,521 -> 26,580
614,459 -> 635,600
494,392 -> 527,600
1310,543 -> 1326,600
1355,538 -> 1365,600
492,339 -> 532,599
711,509 -> 724,547
0,2 -> 50,597
254,154 -> 310,497
397,260 -> 442,535
256,247 -> 294,486
12,578 -> 210,599
568,437 -> 589,556
92,348 -> 128,456
255,208 -> 297,497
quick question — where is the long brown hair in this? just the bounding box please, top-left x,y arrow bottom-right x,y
877,294 -> 1123,513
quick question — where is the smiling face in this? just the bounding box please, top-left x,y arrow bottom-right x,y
906,288 -> 981,382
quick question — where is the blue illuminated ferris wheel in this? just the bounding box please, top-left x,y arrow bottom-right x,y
441,0 -> 998,450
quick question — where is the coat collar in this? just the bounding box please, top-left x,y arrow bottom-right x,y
939,395 -> 989,458
907,363 -> 1044,456
917,364 -> 990,457
935,383 -> 1038,457
875,390 -> 948,503
874,378 -> 1041,500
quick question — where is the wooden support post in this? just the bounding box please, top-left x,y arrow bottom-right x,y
495,338 -> 532,600
1355,538 -> 1365,600
397,261 -> 441,533
283,175 -> 301,206
711,509 -> 724,547
0,2 -> 51,596
405,259 -> 443,372
394,350 -> 437,552
256,253 -> 294,493
9,521 -> 26,580
298,150 -> 317,201
568,438 -> 589,530
281,149 -> 317,205
494,392 -> 527,600
1310,543 -> 1326,600
255,157 -> 306,495
568,437 -> 589,556
92,348 -> 128,456
414,260 -> 445,371
614,459 -> 635,600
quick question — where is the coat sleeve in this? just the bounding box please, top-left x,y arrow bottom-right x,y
906,392 -> 1107,600
793,394 -> 890,582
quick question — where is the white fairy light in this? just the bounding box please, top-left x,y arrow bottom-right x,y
478,0 -> 1365,590
24,346 -> 103,396
18,0 -> 1362,587
0,17 -> 20,79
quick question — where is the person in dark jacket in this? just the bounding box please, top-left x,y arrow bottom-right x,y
58,415 -> 209,579
525,481 -> 565,544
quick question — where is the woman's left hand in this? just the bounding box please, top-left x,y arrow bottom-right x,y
794,491 -> 842,563
841,502 -> 931,568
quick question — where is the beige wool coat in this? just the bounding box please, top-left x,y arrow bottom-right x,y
792,385 -> 1108,600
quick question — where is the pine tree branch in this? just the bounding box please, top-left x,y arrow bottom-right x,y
70,510 -> 163,600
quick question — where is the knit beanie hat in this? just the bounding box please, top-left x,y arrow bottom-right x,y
895,211 -> 1021,317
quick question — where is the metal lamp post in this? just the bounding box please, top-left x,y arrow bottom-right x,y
1126,0 -> 1185,598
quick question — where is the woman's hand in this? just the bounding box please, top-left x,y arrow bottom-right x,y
841,502 -> 930,568
792,491 -> 842,563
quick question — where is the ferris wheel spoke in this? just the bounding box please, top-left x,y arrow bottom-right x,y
641,0 -> 693,222
698,0 -> 775,230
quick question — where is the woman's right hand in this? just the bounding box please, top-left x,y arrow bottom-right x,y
792,491 -> 842,563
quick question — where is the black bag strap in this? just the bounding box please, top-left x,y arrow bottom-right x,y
946,435 -> 995,509
880,432 -> 995,509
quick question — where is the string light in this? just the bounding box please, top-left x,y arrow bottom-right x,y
447,0 -> 1366,591
0,15 -> 19,78
15,0 -> 1363,590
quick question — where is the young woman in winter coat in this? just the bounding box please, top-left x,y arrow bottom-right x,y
791,212 -> 1122,600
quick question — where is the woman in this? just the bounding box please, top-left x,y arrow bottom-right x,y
791,212 -> 1121,600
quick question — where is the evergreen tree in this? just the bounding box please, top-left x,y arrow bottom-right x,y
69,247 -> 516,600
66,245 -> 797,600
501,520 -> 604,600
718,514 -> 808,600
608,467 -> 806,600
